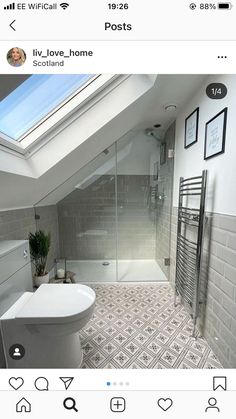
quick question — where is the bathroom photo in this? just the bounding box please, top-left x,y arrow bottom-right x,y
0,74 -> 235,369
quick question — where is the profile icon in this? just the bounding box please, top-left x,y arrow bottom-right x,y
7,47 -> 26,67
205,397 -> 220,413
9,343 -> 25,360
13,347 -> 21,357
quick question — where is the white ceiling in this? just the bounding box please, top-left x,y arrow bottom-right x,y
130,74 -> 208,133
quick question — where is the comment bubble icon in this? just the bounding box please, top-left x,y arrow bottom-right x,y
34,377 -> 49,391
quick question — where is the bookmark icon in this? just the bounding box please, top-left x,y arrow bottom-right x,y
213,376 -> 227,391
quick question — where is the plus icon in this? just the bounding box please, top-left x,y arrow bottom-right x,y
110,397 -> 126,412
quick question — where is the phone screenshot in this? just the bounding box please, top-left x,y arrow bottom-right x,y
0,1 -> 235,417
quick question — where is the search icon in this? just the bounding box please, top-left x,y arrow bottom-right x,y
63,397 -> 78,412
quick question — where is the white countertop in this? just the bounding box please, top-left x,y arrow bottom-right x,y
0,240 -> 29,258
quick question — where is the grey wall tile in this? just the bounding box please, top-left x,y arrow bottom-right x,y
57,174 -> 158,261
209,255 -> 225,276
224,264 -> 236,286
227,233 -> 236,251
211,228 -> 227,245
219,215 -> 236,233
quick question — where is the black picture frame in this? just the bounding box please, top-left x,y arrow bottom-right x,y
204,107 -> 227,160
160,142 -> 166,165
184,107 -> 199,149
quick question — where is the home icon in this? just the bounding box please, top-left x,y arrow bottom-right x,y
16,398 -> 31,413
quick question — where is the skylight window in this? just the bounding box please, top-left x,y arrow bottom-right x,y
0,74 -> 95,141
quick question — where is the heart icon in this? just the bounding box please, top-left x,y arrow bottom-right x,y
9,377 -> 24,390
157,398 -> 173,411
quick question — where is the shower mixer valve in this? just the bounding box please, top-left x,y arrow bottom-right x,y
157,193 -> 167,201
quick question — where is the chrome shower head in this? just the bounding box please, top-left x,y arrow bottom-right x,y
145,128 -> 161,142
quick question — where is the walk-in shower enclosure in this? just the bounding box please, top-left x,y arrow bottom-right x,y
35,125 -> 175,283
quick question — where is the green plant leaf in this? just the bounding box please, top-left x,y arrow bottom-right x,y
28,230 -> 51,276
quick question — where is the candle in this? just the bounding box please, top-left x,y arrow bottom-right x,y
57,268 -> 65,279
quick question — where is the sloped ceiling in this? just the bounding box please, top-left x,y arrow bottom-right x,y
0,74 -> 207,210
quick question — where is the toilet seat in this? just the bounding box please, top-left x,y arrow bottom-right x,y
15,284 -> 96,325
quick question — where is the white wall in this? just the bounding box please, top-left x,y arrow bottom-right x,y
173,75 -> 236,216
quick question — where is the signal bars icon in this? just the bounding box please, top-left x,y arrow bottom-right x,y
4,2 -> 15,9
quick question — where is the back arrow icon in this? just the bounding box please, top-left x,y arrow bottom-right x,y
10,20 -> 16,31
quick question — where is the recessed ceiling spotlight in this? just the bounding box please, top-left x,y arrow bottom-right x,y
153,123 -> 161,128
164,104 -> 177,112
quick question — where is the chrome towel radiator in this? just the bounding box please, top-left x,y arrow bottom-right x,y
174,170 -> 207,337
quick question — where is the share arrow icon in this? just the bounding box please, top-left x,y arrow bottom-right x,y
60,377 -> 74,390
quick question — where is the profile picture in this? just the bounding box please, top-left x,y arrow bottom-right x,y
7,47 -> 26,67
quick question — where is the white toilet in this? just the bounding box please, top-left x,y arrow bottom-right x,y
0,284 -> 96,368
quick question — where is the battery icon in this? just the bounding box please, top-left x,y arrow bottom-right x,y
217,2 -> 233,8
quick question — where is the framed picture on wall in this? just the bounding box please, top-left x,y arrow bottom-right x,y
204,107 -> 227,160
184,107 -> 199,148
160,142 -> 166,165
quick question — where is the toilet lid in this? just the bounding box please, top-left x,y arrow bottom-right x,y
16,284 -> 96,324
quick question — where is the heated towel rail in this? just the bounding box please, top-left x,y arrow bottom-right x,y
174,170 -> 207,338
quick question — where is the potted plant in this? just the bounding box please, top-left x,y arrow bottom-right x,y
29,230 -> 51,287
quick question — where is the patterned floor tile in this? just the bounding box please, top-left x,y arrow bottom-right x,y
128,362 -> 140,369
80,283 -> 222,369
152,361 -> 167,369
103,342 -> 118,355
190,339 -> 209,355
114,333 -> 129,345
102,362 -> 118,369
113,351 -> 130,367
89,352 -> 106,368
93,334 -> 107,345
82,342 -> 95,355
114,319 -> 126,329
104,326 -> 117,336
147,341 -> 162,355
83,325 -> 96,336
124,342 -> 140,355
134,333 -> 149,345
185,350 -> 202,367
137,351 -> 155,367
124,326 -> 136,336
160,350 -> 178,367
169,341 -> 185,355
156,332 -> 171,345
